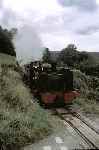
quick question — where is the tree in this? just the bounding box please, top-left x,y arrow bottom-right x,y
0,26 -> 17,57
42,48 -> 51,63
79,51 -> 89,62
58,44 -> 94,68
59,44 -> 79,67
3,28 -> 17,40
66,44 -> 77,51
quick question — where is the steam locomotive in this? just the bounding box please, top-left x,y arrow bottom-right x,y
24,61 -> 80,107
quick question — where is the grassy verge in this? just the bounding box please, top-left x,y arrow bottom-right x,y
0,54 -> 53,150
72,69 -> 99,115
0,53 -> 16,65
72,97 -> 99,115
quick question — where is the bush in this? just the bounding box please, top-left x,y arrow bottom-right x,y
73,69 -> 88,94
0,27 -> 16,57
72,69 -> 99,115
72,96 -> 99,115
86,90 -> 99,102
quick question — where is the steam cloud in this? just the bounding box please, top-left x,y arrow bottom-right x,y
14,25 -> 43,63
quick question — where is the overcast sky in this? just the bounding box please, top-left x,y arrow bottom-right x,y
0,0 -> 99,61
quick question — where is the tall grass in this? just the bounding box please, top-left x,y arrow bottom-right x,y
72,69 -> 99,115
0,53 -> 16,65
0,54 -> 52,150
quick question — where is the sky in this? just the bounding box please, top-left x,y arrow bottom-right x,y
0,0 -> 99,61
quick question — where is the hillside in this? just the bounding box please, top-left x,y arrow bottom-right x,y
49,51 -> 99,64
0,53 -> 16,65
0,53 -> 52,150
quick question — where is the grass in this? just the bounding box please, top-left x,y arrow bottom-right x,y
72,69 -> 99,115
1,53 -> 99,149
0,54 -> 53,150
72,97 -> 99,115
71,70 -> 99,114
0,53 -> 16,65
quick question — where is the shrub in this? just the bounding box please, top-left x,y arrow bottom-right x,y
73,69 -> 88,94
0,27 -> 16,57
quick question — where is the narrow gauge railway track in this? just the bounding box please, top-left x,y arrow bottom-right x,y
54,108 -> 99,149
55,108 -> 99,134
72,111 -> 99,134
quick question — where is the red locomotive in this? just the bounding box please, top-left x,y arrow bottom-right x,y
25,61 -> 80,107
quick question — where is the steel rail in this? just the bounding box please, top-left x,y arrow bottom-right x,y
55,109 -> 99,149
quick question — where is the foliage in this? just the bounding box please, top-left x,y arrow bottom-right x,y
80,64 -> 99,78
59,44 -> 78,67
42,48 -> 51,63
0,55 -> 52,150
73,69 -> 88,94
86,90 -> 99,102
0,53 -> 16,65
72,69 -> 99,114
58,44 -> 91,67
72,97 -> 99,114
0,26 -> 16,57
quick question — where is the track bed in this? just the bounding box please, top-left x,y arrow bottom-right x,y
53,108 -> 99,149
